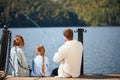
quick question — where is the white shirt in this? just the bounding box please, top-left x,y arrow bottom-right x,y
31,55 -> 50,77
53,40 -> 83,77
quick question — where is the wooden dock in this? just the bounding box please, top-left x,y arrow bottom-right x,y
5,74 -> 120,80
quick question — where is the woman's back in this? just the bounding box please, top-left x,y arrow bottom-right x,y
10,35 -> 29,77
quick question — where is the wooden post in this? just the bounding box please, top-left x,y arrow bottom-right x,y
77,28 -> 87,75
0,25 -> 9,71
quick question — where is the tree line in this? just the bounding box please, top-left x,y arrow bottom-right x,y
0,0 -> 120,28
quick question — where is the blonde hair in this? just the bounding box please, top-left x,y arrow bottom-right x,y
13,35 -> 24,48
36,45 -> 45,74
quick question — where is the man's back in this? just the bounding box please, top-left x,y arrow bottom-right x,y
62,40 -> 83,77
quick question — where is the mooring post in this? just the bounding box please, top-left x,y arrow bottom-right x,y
0,25 -> 9,71
75,28 -> 87,75
0,38 -> 1,44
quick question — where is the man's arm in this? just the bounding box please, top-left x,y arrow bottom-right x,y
53,47 -> 66,62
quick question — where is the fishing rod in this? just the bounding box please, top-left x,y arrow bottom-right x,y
20,10 -> 40,28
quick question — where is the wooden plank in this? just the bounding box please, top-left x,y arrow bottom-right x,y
0,71 -> 6,80
6,74 -> 120,80
0,71 -> 5,77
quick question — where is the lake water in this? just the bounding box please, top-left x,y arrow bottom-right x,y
0,27 -> 120,74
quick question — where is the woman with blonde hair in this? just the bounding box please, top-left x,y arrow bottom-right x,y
10,35 -> 29,77
31,45 -> 50,77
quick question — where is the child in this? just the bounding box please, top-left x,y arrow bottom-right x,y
31,45 -> 50,77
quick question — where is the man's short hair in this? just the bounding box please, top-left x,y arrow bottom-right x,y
63,29 -> 73,40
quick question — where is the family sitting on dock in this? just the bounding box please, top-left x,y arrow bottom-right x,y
10,28 -> 83,78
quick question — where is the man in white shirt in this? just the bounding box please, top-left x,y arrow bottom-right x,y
53,28 -> 83,78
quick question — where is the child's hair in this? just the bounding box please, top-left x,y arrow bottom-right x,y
13,35 -> 24,47
36,45 -> 45,74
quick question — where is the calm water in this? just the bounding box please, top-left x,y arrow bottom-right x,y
0,27 -> 120,74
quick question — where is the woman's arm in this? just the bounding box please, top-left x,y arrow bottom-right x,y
19,50 -> 29,69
